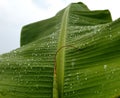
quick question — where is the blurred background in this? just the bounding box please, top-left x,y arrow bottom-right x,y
0,0 -> 120,54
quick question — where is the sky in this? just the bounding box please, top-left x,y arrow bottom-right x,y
0,0 -> 120,54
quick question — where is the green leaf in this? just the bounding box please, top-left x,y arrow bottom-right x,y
0,2 -> 120,98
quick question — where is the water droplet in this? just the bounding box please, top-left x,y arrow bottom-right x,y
68,74 -> 72,76
104,65 -> 107,70
95,71 -> 98,74
7,62 -> 10,66
72,91 -> 75,94
32,44 -> 36,46
2,70 -> 4,73
70,83 -> 73,89
35,54 -> 38,56
85,78 -> 87,80
76,73 -> 80,80
97,29 -> 100,32
111,69 -> 115,74
65,78 -> 70,82
11,77 -> 14,80
71,62 -> 75,67
25,81 -> 29,84
13,50 -> 17,53
114,89 -> 117,92
51,33 -> 55,39
28,63 -> 30,66
35,84 -> 39,88
77,76 -> 80,80
94,90 -> 99,94
109,34 -> 112,39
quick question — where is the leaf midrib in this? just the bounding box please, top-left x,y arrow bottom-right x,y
55,5 -> 70,98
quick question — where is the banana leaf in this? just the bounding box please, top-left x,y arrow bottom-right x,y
0,2 -> 120,98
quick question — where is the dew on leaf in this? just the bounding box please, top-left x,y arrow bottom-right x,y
65,78 -> 70,82
25,81 -> 29,84
7,62 -> 10,66
68,74 -> 72,77
71,62 -> 75,67
118,32 -> 120,34
114,89 -> 118,92
70,83 -> 73,89
72,91 -> 75,94
109,34 -> 113,39
28,63 -> 30,67
35,84 -> 39,88
32,43 -> 36,46
76,75 -> 80,80
2,69 -> 4,73
11,77 -> 14,80
13,50 -> 17,53
104,65 -> 107,70
95,71 -> 98,74
85,78 -> 87,80
94,90 -> 99,94
111,70 -> 114,74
